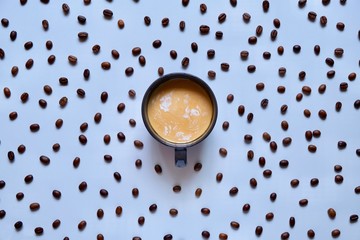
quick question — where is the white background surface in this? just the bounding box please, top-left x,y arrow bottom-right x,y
0,0 -> 360,239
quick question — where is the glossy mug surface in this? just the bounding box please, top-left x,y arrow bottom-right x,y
142,73 -> 218,167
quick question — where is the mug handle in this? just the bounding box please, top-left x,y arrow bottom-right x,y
175,148 -> 187,167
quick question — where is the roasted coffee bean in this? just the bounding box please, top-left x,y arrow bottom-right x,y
263,51 -> 271,59
314,44 -> 321,55
216,172 -> 223,182
24,41 -> 33,50
304,109 -> 311,118
331,229 -> 341,238
218,13 -> 226,23
336,22 -> 345,31
340,0 -> 346,5
334,164 -> 342,173
277,85 -> 286,94
62,3 -> 70,14
18,144 -> 26,154
338,140 -> 347,149
77,88 -> 85,98
270,29 -> 278,40
117,19 -> 125,28
281,232 -> 290,239
247,150 -> 254,160
101,62 -> 111,70
308,144 -> 317,153
99,189 -> 108,197
355,99 -> 360,109
1,18 -> 9,27
152,39 -> 162,48
24,174 -> 33,184
258,156 -> 266,167
318,109 -> 327,120
55,119 -> 63,129
112,171 -> 121,182
356,149 -> 360,156
103,9 -> 113,19
83,68 -> 90,79
280,104 -> 288,114
73,157 -> 80,168
30,123 -> 40,132
247,113 -> 253,123
14,220 -> 23,230
8,151 -> 15,162
103,134 -> 111,145
0,210 -> 6,219
256,82 -> 265,91
161,17 -> 169,27
92,44 -> 100,54
248,65 -> 256,73
59,96 -> 68,107
248,36 -> 257,44
291,179 -> 300,187
138,55 -> 146,66
45,40 -> 53,50
320,16 -> 327,26
350,214 -> 359,223
144,16 -> 151,26
281,120 -> 289,131
182,0 -> 189,6
0,48 -> 5,59
100,91 -> 108,103
249,178 -> 257,188
307,229 -> 315,238
215,31 -> 223,39
298,71 -> 306,80
339,82 -> 348,91
172,185 -> 181,193
242,203 -> 251,213
34,227 -> 43,235
94,112 -> 102,123
240,50 -> 249,60
147,203 -> 157,213
78,181 -> 87,192
9,111 -> 18,120
195,188 -> 202,197
242,12 -> 251,23
226,94 -> 234,103
334,48 -> 344,57
52,189 -> 61,199
288,217 -> 296,228
279,159 -> 289,168
221,63 -> 230,71
262,132 -> 271,142
77,15 -> 87,25
335,174 -> 344,184
202,230 -> 210,238
189,42 -> 198,53
219,147 -> 227,157
270,141 -> 277,152
158,67 -> 164,76
327,208 -> 336,219
179,20 -> 185,31
137,216 -> 145,225
30,202 -> 40,211
200,3 -> 207,13
25,59 -> 34,69
169,208 -> 178,216
255,226 -> 263,236
42,19 -> 49,30
194,162 -> 202,171
263,169 -> 272,178
79,134 -> 87,145
293,44 -> 301,53
230,221 -> 240,229
302,86 -> 311,95
39,155 -> 50,165
219,233 -> 228,240
201,208 -> 210,215
277,45 -> 284,55
11,66 -> 19,76
238,105 -> 245,116
207,49 -> 215,59
168,50 -> 178,60
114,206 -> 123,216
117,132 -> 126,142
260,98 -> 268,109
262,0 -> 270,12
10,31 -> 17,41
318,84 -> 326,94
265,212 -> 274,221
278,67 -> 286,76
312,129 -> 321,138
59,77 -> 68,86
327,70 -> 336,78
299,198 -> 308,206
78,220 -> 87,231
305,130 -> 313,141
273,18 -> 281,28
308,11 -> 317,21
322,0 -> 330,5
47,54 -> 56,64
117,103 -> 126,113
78,32 -> 88,40
181,57 -> 189,68
348,72 -> 356,81
199,25 -> 210,34
134,140 -> 143,149
131,47 -> 142,56
229,187 -> 238,196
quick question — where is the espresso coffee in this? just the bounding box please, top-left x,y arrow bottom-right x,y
147,78 -> 213,143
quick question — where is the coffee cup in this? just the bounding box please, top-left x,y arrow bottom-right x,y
142,73 -> 218,167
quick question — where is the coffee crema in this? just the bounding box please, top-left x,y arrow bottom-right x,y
147,79 -> 213,143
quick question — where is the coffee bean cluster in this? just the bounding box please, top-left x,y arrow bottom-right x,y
0,0 -> 359,239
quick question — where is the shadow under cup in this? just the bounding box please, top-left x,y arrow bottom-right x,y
142,73 -> 218,167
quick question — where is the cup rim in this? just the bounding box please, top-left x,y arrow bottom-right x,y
141,72 -> 218,148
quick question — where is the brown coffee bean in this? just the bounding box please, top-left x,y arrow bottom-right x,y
99,189 -> 108,198
115,206 -> 123,216
334,174 -> 344,184
263,51 -> 271,59
238,105 -> 245,116
263,169 -> 272,178
240,50 -> 249,60
302,86 -> 311,95
256,82 -> 265,91
339,82 -> 348,91
348,72 -> 356,81
273,18 -> 281,28
280,104 -> 288,114
291,179 -> 300,187
24,174 -> 33,184
138,216 -> 145,225
248,36 -> 257,44
247,65 -> 256,73
79,134 -> 87,145
281,232 -> 290,239
24,41 -> 33,50
202,230 -> 210,239
18,144 -> 26,154
194,162 -> 202,171
262,132 -> 271,142
117,132 -> 126,142
221,63 -> 230,71
277,85 -> 286,94
101,61 -> 111,70
278,67 -> 286,76
14,220 -> 23,230
279,159 -> 289,168
230,221 -> 240,229
308,11 -> 317,21
327,208 -> 336,219
78,32 -> 88,41
199,25 -> 210,34
169,208 -> 178,216
201,207 -> 210,215
195,188 -> 202,197
229,187 -> 238,196
247,113 -> 253,123
42,19 -> 49,30
305,130 -> 313,141
34,227 -> 43,235
30,202 -> 40,211
350,214 -> 359,223
134,140 -> 143,149
45,40 -> 53,50
78,181 -> 87,192
111,171 -> 121,182
334,48 -> 344,57
30,123 -> 40,132
144,16 -> 151,26
334,164 -> 342,173
131,47 -> 141,57
282,137 -> 292,146
207,49 -> 215,59
306,229 -> 315,239
47,54 -> 56,64
318,84 -> 326,94
318,109 -> 327,120
259,98 -> 268,109
148,203 -> 157,213
152,39 -> 162,48
262,0 -> 270,12
304,109 -> 311,118
218,13 -> 226,23
288,216 -> 296,228
258,156 -> 266,167
39,155 -> 50,165
103,9 -> 113,19
182,0 -> 189,7
138,55 -> 146,66
277,45 -> 284,55
59,77 -> 68,86
1,18 -> 9,27
94,112 -> 102,123
3,87 -> 11,98
62,3 -> 70,14
355,99 -> 360,109
77,88 -> 86,98
270,29 -> 278,40
338,140 -> 347,149
117,19 -> 125,29
320,16 -> 327,26
8,151 -> 15,162
308,144 -> 317,153
313,45 -> 320,55
55,118 -> 63,129
52,189 -> 61,199
265,212 -> 274,221
255,226 -> 263,236
158,67 -> 164,76
179,20 -> 185,31
92,44 -> 100,54
299,71 -> 306,80
25,58 -> 34,69
78,220 -> 87,231
247,150 -> 254,160
249,178 -> 257,188
269,141 -> 277,152
129,118 -> 136,127
243,204 -> 251,213
219,233 -> 228,240
11,66 -> 19,76
0,210 -> 6,219
59,96 -> 68,108
219,148 -> 227,157
161,17 -> 169,27
243,12 -> 251,22
336,22 -> 345,31
216,172 -> 223,182
327,70 -> 336,78
200,3 -> 207,13
10,31 -> 17,41
299,198 -> 308,206
331,229 -> 341,238
83,68 -> 90,79
325,57 -> 334,67
9,111 -> 18,121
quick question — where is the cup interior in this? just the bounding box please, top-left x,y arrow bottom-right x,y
142,73 -> 218,148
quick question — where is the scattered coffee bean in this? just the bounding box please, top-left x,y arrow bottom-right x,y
11,66 -> 19,76
281,232 -> 290,239
240,50 -> 249,60
221,63 -> 230,71
350,214 -> 359,223
79,134 -> 87,145
215,31 -> 223,39
48,54 -> 56,64
55,119 -> 63,129
339,82 -> 348,91
202,230 -> 210,238
318,109 -> 327,120
83,68 -> 90,79
45,40 -> 53,50
327,70 -> 336,78
278,67 -> 286,76
161,17 -> 169,27
278,45 -> 284,55
169,208 -> 178,216
299,71 -> 306,80
99,189 -> 108,197
334,48 -> 344,57
62,3 -> 70,14
117,132 -> 126,142
173,185 -> 181,193
25,58 -> 34,69
336,22 -> 345,31
1,18 -> 9,27
243,12 -> 251,22
248,36 -> 257,44
355,99 -> 360,109
258,156 -> 266,167
101,61 -> 111,70
249,178 -> 257,188
195,188 -> 202,197
229,187 -> 238,196
194,162 -> 202,171
247,150 -> 254,160
201,207 -> 210,215
169,50 -> 177,59
42,19 -> 49,30
270,141 -> 277,152
318,84 -> 326,94
263,51 -> 271,59
94,112 -> 102,123
207,49 -> 215,59
134,140 -> 144,149
59,77 -> 68,86
308,11 -> 317,21
77,15 -> 86,25
219,233 -> 228,240
24,174 -> 33,184
230,221 -> 240,229
348,72 -> 356,81
144,16 -> 151,26
334,174 -> 344,184
314,44 -> 321,55
328,208 -> 336,219
92,44 -> 100,54
331,229 -> 341,238
10,31 -> 17,41
39,155 -> 50,165
78,220 -> 87,231
8,151 -> 15,162
24,41 -> 33,50
304,109 -> 311,118
265,212 -> 274,221
103,9 -> 113,19
263,0 -> 270,12
117,19 -> 125,28
103,134 -> 111,145
216,172 -> 223,182
320,16 -> 327,26
270,29 -> 278,40
302,86 -> 312,95
247,65 -> 256,73
152,39 -> 162,48
182,0 -> 189,7
337,140 -> 347,149
279,159 -> 289,168
263,169 -> 272,178
34,227 -> 43,235
199,25 -> 210,34
77,88 -> 86,98
78,32 -> 88,41
218,13 -> 226,23
200,3 -> 207,13
30,202 -> 40,211
299,198 -> 308,206
247,113 -> 253,123
158,67 -> 164,76
113,172 -> 121,182
52,189 -> 61,199
293,44 -> 301,53
255,226 -> 263,236
179,20 -> 185,31
219,148 -> 227,157
9,111 -> 18,120
14,220 -> 23,230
